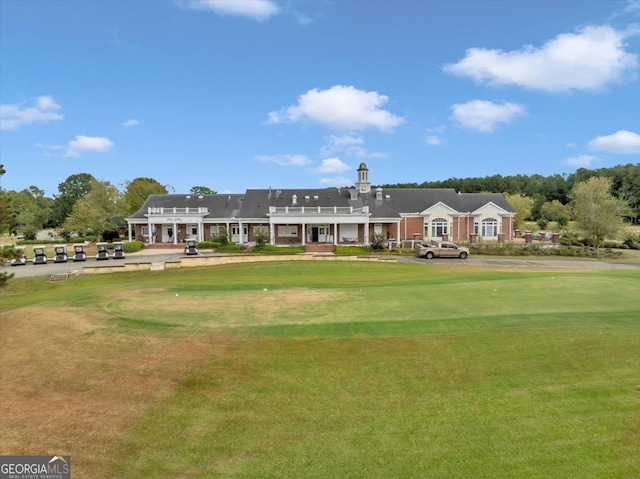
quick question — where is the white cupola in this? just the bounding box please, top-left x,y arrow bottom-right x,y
355,162 -> 371,194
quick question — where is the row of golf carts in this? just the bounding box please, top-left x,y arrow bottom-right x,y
11,242 -> 126,266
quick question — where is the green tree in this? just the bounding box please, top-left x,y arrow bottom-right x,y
504,193 -> 534,230
0,245 -> 24,287
8,187 -> 52,237
62,180 -> 123,242
570,177 -> 628,253
190,186 -> 217,195
540,199 -> 571,223
0,165 -> 11,234
53,173 -> 95,225
0,191 -> 11,235
122,177 -> 168,215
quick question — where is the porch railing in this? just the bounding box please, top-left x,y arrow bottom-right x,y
148,207 -> 209,215
268,206 -> 369,215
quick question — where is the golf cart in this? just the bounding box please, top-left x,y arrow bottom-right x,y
10,247 -> 27,266
96,242 -> 109,260
72,244 -> 87,262
184,239 -> 198,256
53,244 -> 68,263
113,241 -> 125,259
32,246 -> 47,264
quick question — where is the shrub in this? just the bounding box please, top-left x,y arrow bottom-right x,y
21,228 -> 38,241
335,245 -> 370,255
217,227 -> 229,246
556,216 -> 569,229
123,241 -> 144,253
622,233 -> 640,250
369,232 -> 386,251
197,241 -> 220,249
216,243 -> 242,252
537,218 -> 549,230
254,229 -> 268,249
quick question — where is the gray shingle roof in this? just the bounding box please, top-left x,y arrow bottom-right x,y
127,194 -> 245,220
127,188 -> 513,221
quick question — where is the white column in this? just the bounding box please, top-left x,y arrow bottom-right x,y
239,222 -> 244,244
147,218 -> 152,244
363,223 -> 369,245
128,222 -> 132,241
301,222 -> 306,246
334,223 -> 338,245
173,222 -> 177,244
269,223 -> 275,245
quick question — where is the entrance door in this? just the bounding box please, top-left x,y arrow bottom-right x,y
311,226 -> 319,242
231,224 -> 248,243
162,225 -> 174,243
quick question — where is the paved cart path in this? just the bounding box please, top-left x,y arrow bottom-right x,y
2,250 -> 639,279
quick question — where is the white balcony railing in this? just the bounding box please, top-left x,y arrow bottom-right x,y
269,206 -> 369,215
148,207 -> 209,215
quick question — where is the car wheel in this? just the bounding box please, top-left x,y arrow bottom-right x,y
459,251 -> 468,259
426,251 -> 434,260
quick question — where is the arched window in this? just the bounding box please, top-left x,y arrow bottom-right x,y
431,218 -> 449,237
481,218 -> 498,237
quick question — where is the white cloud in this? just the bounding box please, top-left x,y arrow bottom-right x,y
565,154 -> 596,167
65,135 -> 114,157
444,25 -> 638,92
35,143 -> 65,151
314,157 -> 350,174
587,130 -> 640,154
319,134 -> 387,159
256,154 -> 311,166
450,100 -> 525,132
320,134 -> 364,156
178,0 -> 279,21
318,176 -> 351,187
122,119 -> 141,127
267,85 -> 404,131
0,95 -> 64,130
346,147 -> 387,159
425,135 -> 444,146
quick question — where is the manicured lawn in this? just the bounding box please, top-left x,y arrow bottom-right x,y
1,262 -> 638,478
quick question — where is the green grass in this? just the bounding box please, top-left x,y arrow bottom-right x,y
1,262 -> 639,478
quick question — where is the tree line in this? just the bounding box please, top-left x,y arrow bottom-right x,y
380,163 -> 640,224
0,163 -> 637,242
0,167 -> 216,241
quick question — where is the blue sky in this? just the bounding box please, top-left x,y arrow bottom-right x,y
1,0 -> 639,197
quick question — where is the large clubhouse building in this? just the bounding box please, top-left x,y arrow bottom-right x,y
126,164 -> 515,247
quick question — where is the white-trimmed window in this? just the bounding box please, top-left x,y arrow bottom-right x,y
481,218 -> 498,237
210,225 -> 220,236
278,225 -> 298,237
431,218 -> 449,237
141,226 -> 149,236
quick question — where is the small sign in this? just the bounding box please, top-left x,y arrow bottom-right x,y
1,456 -> 70,479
